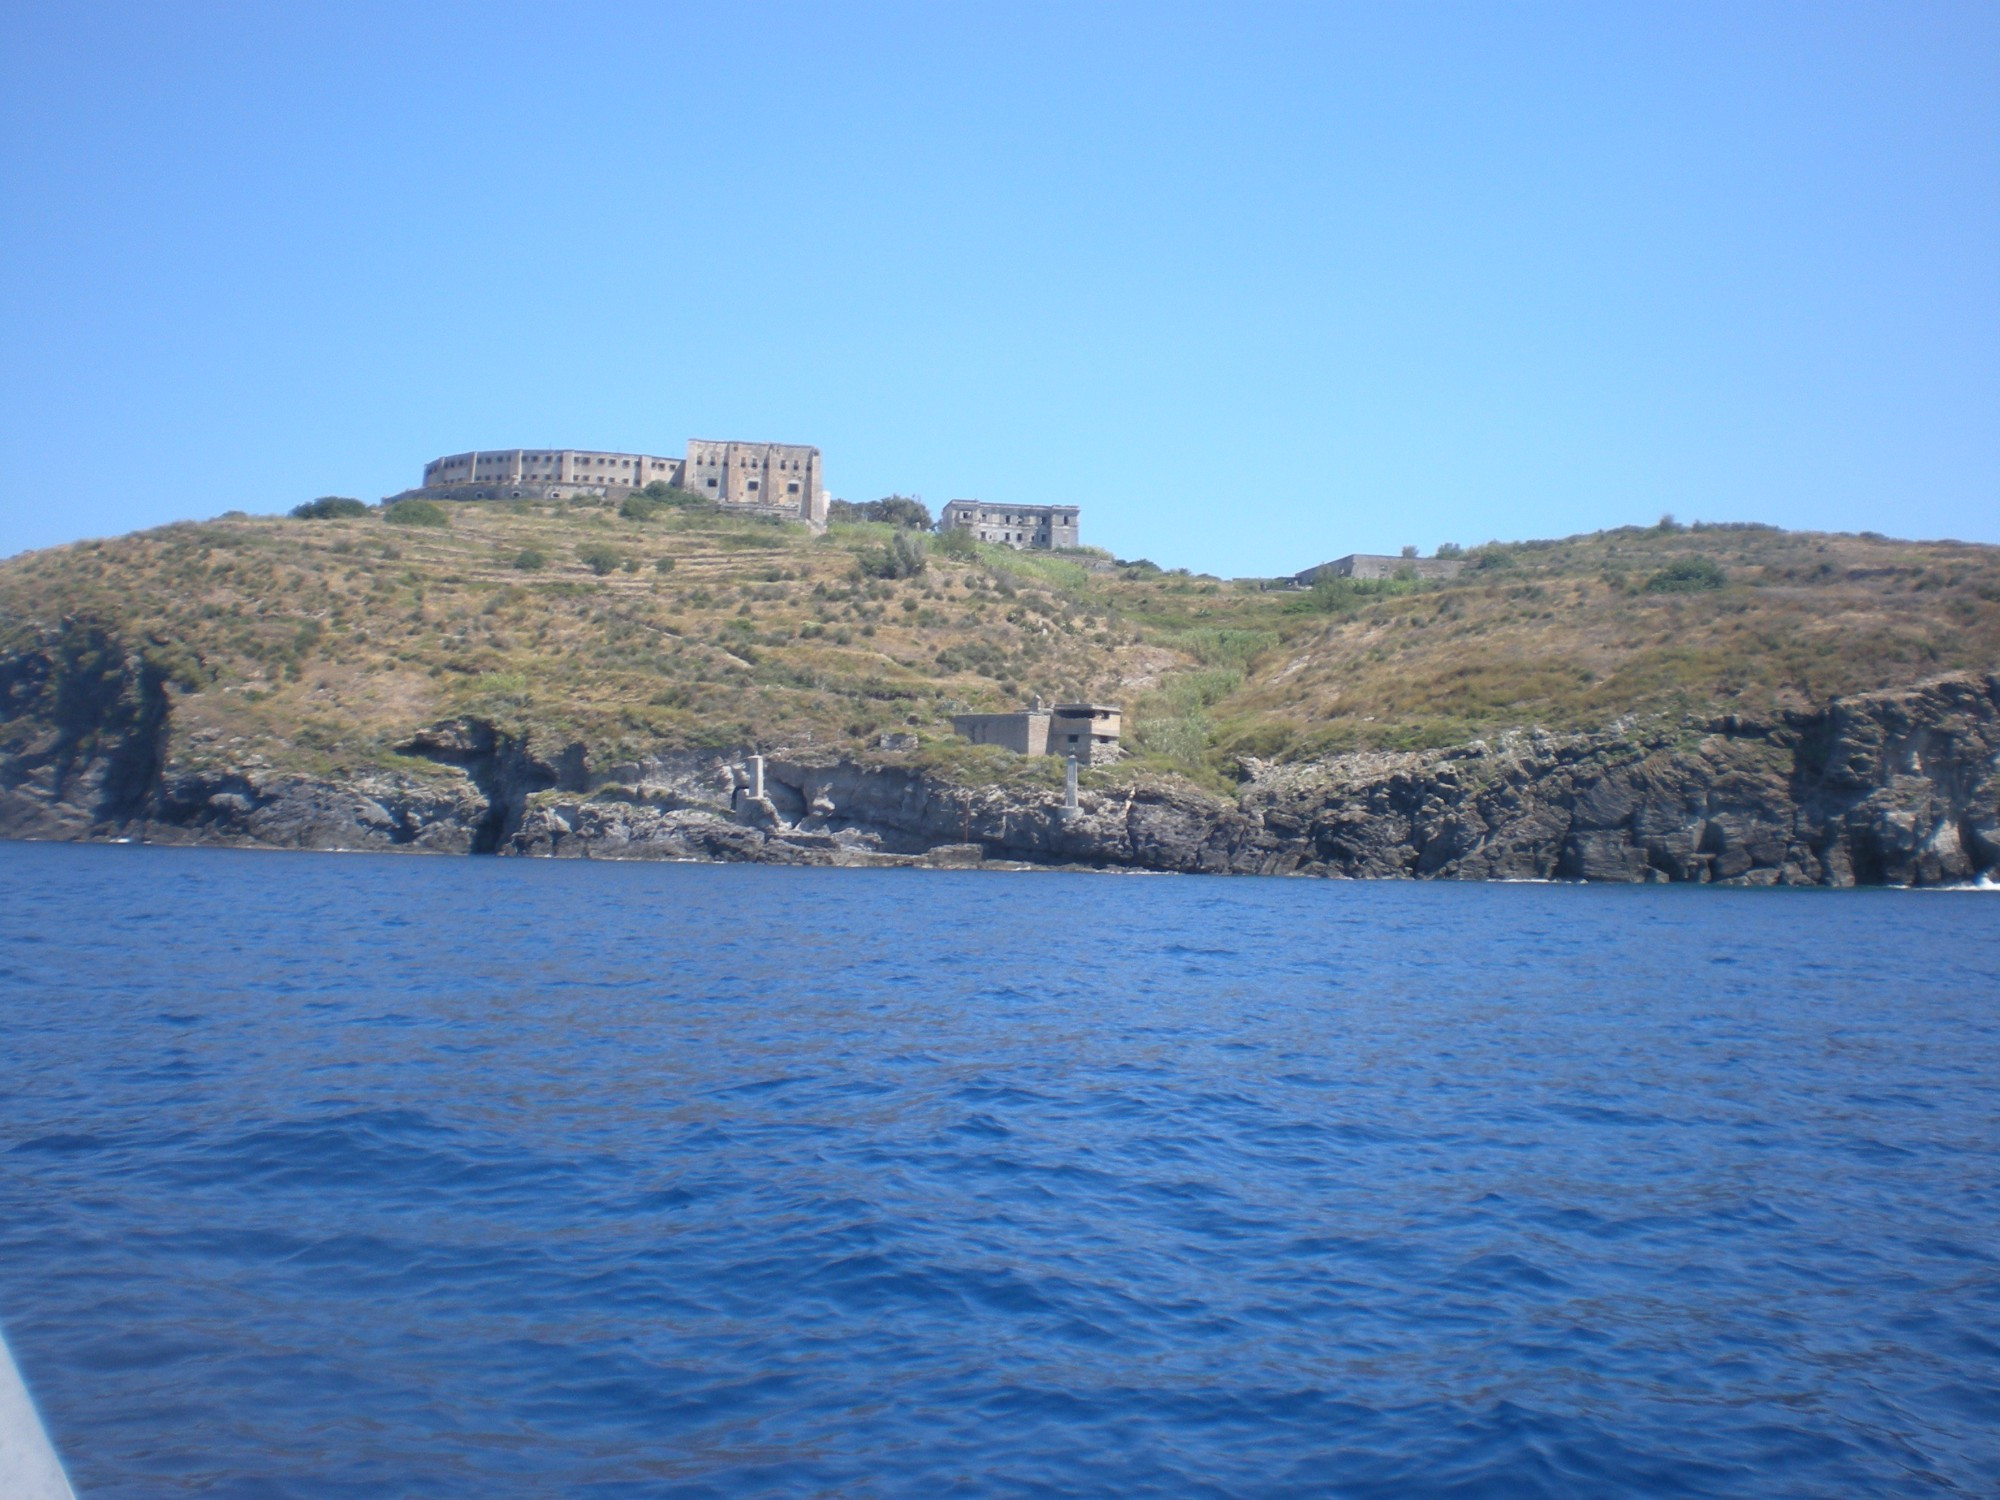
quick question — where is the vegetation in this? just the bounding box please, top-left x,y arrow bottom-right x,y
576,542 -> 624,576
290,496 -> 368,520
857,530 -> 928,580
1,497 -> 1995,795
382,498 -> 449,528
1646,555 -> 1727,593
830,496 -> 933,529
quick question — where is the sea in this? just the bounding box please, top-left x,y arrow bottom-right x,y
0,841 -> 1994,1498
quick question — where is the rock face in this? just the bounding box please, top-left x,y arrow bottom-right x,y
1,624 -> 1995,885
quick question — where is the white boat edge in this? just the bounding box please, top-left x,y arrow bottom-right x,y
0,1328 -> 75,1500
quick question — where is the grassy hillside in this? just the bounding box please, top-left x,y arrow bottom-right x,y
3,495 -> 1997,790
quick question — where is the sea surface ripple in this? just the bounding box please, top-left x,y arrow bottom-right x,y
0,842 -> 1996,1497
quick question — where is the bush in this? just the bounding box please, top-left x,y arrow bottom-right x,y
858,530 -> 927,580
830,495 -> 933,529
1436,542 -> 1464,559
291,496 -> 368,520
620,493 -> 662,521
383,498 -> 449,528
577,542 -> 624,576
512,548 -> 547,571
637,481 -> 711,510
654,556 -> 676,574
933,526 -> 979,559
1645,556 -> 1726,593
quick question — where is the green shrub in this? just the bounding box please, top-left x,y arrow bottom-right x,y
383,498 -> 449,528
620,493 -> 662,521
858,530 -> 927,580
830,495 -> 933,529
577,542 -> 623,576
654,556 -> 676,574
290,496 -> 368,520
638,481 -> 711,509
933,526 -> 978,559
513,548 -> 547,571
1645,556 -> 1726,593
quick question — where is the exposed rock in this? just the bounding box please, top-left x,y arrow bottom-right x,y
1,619 -> 1994,887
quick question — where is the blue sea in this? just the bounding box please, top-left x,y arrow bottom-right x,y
0,843 -> 1995,1498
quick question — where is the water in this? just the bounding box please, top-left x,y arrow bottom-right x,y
0,843 -> 1995,1498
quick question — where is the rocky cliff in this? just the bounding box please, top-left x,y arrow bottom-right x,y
2,626 -> 1994,885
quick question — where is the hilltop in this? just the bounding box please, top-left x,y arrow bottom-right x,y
1,493 -> 1996,885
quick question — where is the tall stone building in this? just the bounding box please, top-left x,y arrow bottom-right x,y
938,500 -> 1080,551
401,440 -> 828,527
682,440 -> 823,519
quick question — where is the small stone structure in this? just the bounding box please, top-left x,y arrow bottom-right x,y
394,441 -> 829,528
938,501 -> 1080,551
1294,553 -> 1465,584
951,698 -> 1122,764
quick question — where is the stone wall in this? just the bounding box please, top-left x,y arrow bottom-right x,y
1296,554 -> 1467,584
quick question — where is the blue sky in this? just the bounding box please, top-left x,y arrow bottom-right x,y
2,2 -> 1994,575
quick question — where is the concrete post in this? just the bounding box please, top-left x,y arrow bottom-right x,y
1060,754 -> 1080,821
749,754 -> 765,800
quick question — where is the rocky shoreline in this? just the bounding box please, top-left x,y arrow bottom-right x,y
2,631 -> 1995,886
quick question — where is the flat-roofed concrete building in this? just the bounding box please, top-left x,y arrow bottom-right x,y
939,500 -> 1080,551
399,441 -> 829,527
951,699 -> 1122,765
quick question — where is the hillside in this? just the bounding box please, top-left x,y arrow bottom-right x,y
1,494 -> 1996,886
4,495 -> 1999,784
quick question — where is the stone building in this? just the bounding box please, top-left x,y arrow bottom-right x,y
401,441 -> 829,527
1294,553 -> 1466,584
682,440 -> 823,520
938,501 -> 1080,551
952,698 -> 1122,765
417,449 -> 687,497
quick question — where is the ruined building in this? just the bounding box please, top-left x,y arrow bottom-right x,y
938,501 -> 1080,551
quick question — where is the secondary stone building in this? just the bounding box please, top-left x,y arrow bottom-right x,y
939,501 -> 1080,551
1294,553 -> 1465,584
952,698 -> 1122,764
401,441 -> 829,527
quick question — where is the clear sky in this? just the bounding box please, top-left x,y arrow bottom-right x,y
2,2 -> 1994,576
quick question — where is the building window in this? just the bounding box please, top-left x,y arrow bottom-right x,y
787,481 -> 800,493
